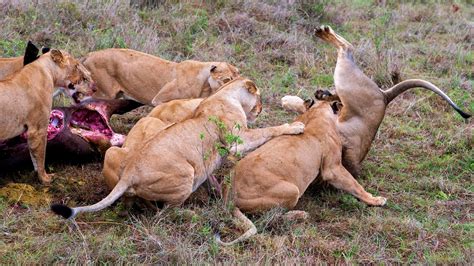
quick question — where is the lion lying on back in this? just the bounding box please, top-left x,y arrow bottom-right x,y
82,48 -> 240,105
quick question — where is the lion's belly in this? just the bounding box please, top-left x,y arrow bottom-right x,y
134,174 -> 194,205
0,118 -> 24,140
0,89 -> 28,140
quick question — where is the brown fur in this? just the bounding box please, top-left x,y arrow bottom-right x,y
314,25 -> 471,176
147,98 -> 203,123
56,78 -> 305,218
0,57 -> 23,79
217,101 -> 386,245
0,50 -> 94,183
81,48 -> 240,105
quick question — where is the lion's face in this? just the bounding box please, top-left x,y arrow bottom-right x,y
208,62 -> 240,90
50,50 -> 97,102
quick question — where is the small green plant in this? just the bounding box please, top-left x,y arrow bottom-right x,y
208,116 -> 244,158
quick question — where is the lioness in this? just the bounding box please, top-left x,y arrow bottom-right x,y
81,48 -> 240,105
313,25 -> 471,176
216,99 -> 386,245
0,49 -> 95,183
51,78 -> 305,218
102,98 -> 203,203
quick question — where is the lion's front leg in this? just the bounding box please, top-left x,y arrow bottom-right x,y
231,122 -> 304,154
27,126 -> 51,184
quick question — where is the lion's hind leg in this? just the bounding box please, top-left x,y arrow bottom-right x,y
315,25 -> 354,54
218,181 -> 300,246
103,147 -> 128,189
236,180 -> 301,213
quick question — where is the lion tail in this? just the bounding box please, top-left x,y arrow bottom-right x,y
51,179 -> 129,219
215,208 -> 257,246
383,79 -> 471,119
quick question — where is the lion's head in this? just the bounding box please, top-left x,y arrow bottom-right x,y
208,62 -> 240,90
47,49 -> 96,102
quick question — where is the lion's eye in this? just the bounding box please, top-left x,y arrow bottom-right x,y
223,77 -> 231,83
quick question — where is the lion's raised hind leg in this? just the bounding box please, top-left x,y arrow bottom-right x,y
315,25 -> 354,55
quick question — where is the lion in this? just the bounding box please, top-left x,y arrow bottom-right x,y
0,49 -> 95,184
313,25 -> 471,177
101,98 -> 203,208
51,78 -> 305,218
81,48 -> 240,105
215,98 -> 386,245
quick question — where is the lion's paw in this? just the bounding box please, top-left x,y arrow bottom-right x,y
373,196 -> 387,206
286,121 -> 305,134
314,89 -> 332,100
315,25 -> 333,37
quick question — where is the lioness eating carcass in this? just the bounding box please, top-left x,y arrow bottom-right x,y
81,48 -> 240,105
313,25 -> 471,177
51,78 -> 305,218
0,49 -> 95,183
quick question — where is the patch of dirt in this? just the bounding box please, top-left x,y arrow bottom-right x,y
0,183 -> 51,207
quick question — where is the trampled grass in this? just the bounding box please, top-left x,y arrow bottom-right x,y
0,0 -> 472,264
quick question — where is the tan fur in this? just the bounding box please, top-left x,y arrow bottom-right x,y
0,57 -> 23,79
281,95 -> 315,114
81,48 -> 240,105
103,98 -> 203,191
281,95 -> 306,114
0,50 -> 94,183
314,25 -> 471,177
62,78 -> 305,218
147,98 -> 203,123
217,101 -> 386,245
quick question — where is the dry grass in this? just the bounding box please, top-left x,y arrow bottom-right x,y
0,0 -> 473,264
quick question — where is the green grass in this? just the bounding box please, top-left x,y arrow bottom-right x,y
0,0 -> 473,264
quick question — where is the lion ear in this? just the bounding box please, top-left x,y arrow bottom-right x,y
23,41 -> 40,66
50,49 -> 65,66
42,47 -> 50,54
245,80 -> 258,94
304,99 -> 315,110
228,63 -> 239,75
210,65 -> 217,72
